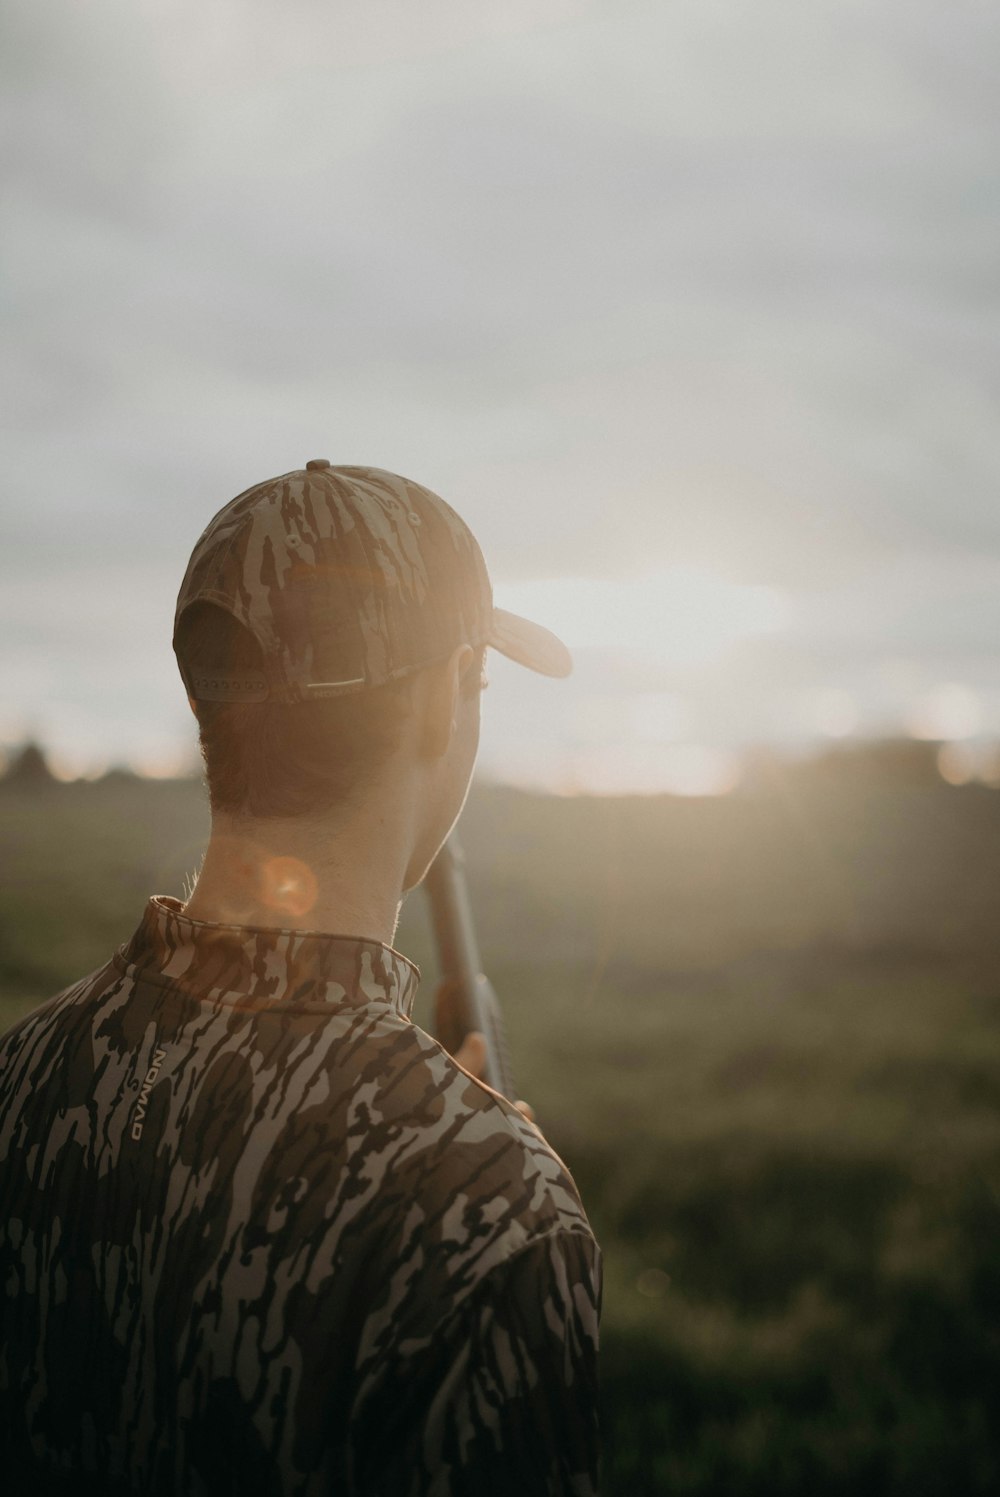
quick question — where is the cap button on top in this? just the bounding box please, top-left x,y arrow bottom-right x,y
305,458 -> 331,471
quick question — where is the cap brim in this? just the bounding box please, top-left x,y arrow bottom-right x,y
487,607 -> 573,678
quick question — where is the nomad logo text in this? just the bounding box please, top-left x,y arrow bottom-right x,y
131,1047 -> 166,1141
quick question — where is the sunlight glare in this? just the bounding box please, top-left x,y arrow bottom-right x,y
566,743 -> 742,797
630,692 -> 693,742
937,743 -> 975,786
131,747 -> 200,780
906,684 -> 982,742
809,689 -> 859,739
571,691 -> 693,746
499,567 -> 790,670
937,741 -> 1000,788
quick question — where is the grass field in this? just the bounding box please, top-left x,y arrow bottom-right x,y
2,763 -> 999,1493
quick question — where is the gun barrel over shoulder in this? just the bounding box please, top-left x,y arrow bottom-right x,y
424,838 -> 515,1101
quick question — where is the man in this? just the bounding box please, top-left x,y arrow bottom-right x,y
0,462 -> 601,1495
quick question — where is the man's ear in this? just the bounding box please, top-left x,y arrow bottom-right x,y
419,644 -> 476,759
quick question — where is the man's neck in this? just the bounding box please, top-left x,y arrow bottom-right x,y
181,803 -> 414,947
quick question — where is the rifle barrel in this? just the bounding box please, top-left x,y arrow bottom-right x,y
425,838 -> 515,1100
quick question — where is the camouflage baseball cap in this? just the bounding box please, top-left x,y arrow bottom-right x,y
173,461 -> 572,703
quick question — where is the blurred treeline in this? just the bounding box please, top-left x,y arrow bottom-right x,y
1,743 -> 999,1495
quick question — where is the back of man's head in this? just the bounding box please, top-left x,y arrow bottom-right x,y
172,462 -> 570,820
175,600 -> 447,820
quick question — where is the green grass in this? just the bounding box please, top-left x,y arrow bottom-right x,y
3,768 -> 1000,1493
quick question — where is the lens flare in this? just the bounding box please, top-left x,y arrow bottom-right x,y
260,857 -> 319,919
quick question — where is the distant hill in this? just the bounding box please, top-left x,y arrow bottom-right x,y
3,758 -> 1000,1003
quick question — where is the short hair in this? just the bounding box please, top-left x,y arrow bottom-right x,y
175,604 -> 398,820
176,603 -> 483,820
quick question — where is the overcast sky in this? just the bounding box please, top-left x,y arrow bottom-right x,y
3,0 -> 999,791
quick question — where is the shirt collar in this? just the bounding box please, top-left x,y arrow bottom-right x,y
116,895 -> 420,1018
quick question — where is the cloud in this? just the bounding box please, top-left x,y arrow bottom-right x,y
2,0 -> 999,775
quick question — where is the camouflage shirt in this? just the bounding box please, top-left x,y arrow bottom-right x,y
0,896 -> 601,1496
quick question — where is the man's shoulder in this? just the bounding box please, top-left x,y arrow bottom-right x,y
0,962 -> 126,1139
0,962 -> 115,1062
358,1017 -> 596,1273
334,1018 -> 598,1371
